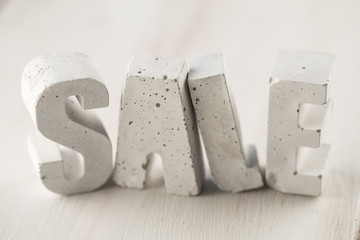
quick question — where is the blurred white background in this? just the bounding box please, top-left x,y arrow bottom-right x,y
0,0 -> 360,239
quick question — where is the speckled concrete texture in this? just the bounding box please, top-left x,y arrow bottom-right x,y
266,49 -> 335,196
188,53 -> 263,192
113,55 -> 204,196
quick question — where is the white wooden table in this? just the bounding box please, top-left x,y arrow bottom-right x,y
1,0 -> 360,239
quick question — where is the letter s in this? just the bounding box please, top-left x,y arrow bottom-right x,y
22,53 -> 112,195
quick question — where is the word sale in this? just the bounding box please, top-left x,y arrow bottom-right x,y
21,50 -> 335,197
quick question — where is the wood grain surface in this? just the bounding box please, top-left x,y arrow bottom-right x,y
0,0 -> 360,239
